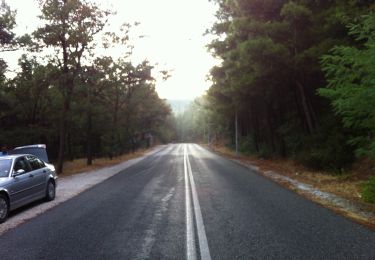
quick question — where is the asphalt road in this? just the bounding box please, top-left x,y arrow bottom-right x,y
0,144 -> 374,259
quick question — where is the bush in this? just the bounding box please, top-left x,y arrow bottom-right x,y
295,140 -> 354,172
258,144 -> 273,159
238,137 -> 273,159
239,136 -> 257,155
293,115 -> 355,171
362,176 -> 375,203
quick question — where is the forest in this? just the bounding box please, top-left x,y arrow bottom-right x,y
0,0 -> 174,173
176,0 -> 375,202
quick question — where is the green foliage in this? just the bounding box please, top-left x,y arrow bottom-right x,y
319,14 -> 375,159
0,1 -> 33,51
0,1 -> 16,46
239,136 -> 257,155
206,0 -> 372,170
0,1 -> 15,83
295,132 -> 354,171
361,176 -> 375,203
281,1 -> 312,26
257,144 -> 274,159
279,113 -> 355,170
0,54 -> 172,162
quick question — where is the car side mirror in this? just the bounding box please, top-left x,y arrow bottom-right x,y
13,169 -> 25,177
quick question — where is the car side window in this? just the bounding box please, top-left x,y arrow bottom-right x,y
0,159 -> 12,177
27,156 -> 45,170
13,157 -> 31,173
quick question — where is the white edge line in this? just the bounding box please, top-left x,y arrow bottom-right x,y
185,144 -> 197,260
186,145 -> 212,260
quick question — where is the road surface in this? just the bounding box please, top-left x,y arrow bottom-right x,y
0,144 -> 374,259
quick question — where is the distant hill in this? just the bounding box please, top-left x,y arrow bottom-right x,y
167,99 -> 192,115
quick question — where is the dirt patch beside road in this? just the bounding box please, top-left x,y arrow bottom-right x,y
61,149 -> 149,176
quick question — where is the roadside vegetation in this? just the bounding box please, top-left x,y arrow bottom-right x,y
362,176 -> 375,204
175,1 -> 375,203
0,0 -> 176,174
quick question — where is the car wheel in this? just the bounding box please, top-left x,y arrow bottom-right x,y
45,181 -> 56,201
0,194 -> 9,224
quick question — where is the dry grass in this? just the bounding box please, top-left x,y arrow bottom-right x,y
60,148 -> 150,176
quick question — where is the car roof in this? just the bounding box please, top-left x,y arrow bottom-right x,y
7,144 -> 49,163
0,154 -> 29,160
12,144 -> 46,150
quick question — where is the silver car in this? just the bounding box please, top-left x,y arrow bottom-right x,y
0,154 -> 57,223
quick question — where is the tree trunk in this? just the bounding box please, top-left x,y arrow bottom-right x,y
251,107 -> 260,153
86,110 -> 93,166
56,34 -> 70,174
86,84 -> 93,166
297,80 -> 315,134
235,108 -> 238,157
57,96 -> 69,174
266,114 -> 276,153
109,91 -> 119,159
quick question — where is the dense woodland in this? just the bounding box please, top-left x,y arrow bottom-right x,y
175,1 -> 375,201
0,0 -> 174,173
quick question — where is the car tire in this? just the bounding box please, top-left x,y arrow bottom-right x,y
0,194 -> 9,224
45,181 -> 56,201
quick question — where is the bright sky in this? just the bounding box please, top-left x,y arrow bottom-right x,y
4,0 -> 218,100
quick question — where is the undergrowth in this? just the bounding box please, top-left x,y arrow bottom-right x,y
362,176 -> 375,203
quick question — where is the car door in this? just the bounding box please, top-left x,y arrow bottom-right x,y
26,155 -> 48,197
8,156 -> 35,208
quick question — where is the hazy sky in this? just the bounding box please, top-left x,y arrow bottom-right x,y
4,0 -> 218,100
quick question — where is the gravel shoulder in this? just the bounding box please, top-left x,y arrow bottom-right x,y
0,145 -> 166,236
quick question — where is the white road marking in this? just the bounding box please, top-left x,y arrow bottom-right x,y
185,145 -> 197,260
186,145 -> 212,260
184,144 -> 212,260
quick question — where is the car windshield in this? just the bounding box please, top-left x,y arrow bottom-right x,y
0,159 -> 12,177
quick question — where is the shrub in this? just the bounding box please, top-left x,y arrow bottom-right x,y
294,130 -> 354,171
362,176 -> 375,203
258,144 -> 273,159
239,136 -> 257,155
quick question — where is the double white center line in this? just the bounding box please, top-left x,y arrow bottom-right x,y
184,144 -> 211,260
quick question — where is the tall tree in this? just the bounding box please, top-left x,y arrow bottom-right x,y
33,0 -> 111,173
